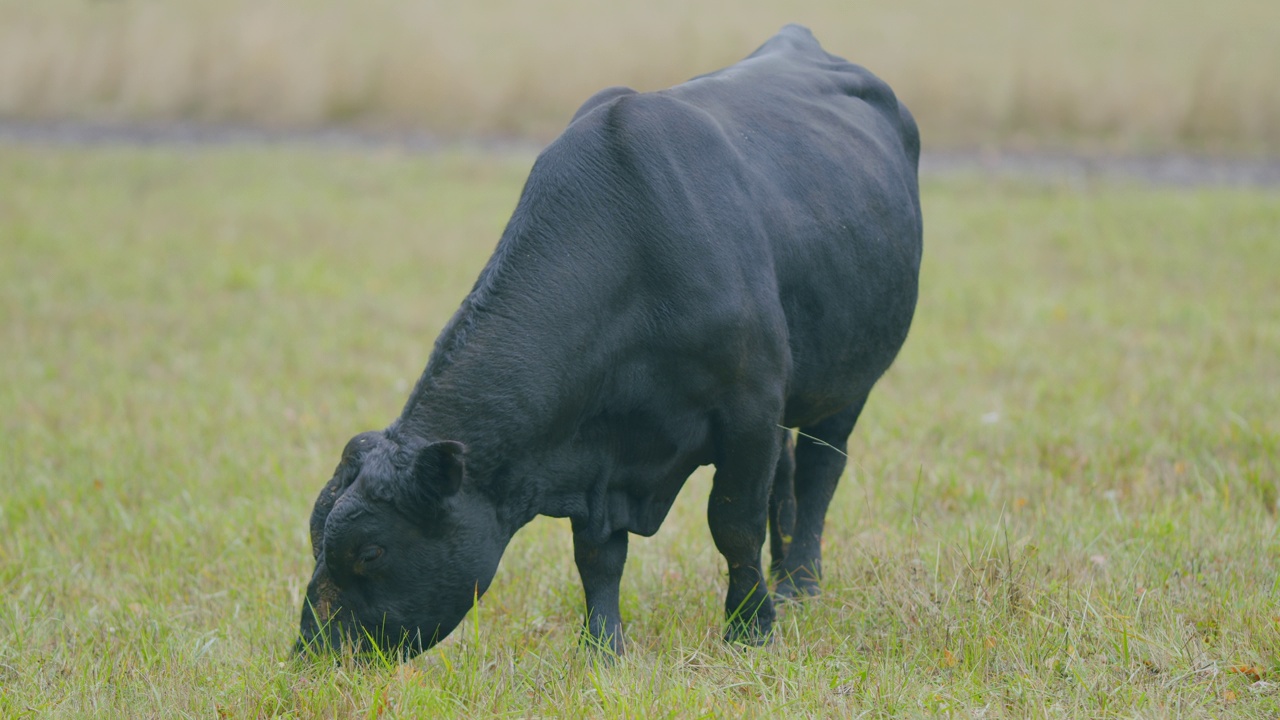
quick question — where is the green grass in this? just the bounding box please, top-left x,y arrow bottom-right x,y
2,0 -> 1279,153
1,143 -> 1278,718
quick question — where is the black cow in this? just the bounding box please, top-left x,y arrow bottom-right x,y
297,24 -> 921,659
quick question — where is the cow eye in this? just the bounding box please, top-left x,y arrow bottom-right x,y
353,543 -> 381,571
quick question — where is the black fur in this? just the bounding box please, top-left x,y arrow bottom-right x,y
297,24 -> 922,659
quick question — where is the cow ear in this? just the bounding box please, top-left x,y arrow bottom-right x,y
409,440 -> 467,504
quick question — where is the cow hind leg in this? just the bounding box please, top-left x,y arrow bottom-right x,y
768,429 -> 796,589
707,407 -> 782,645
773,396 -> 867,600
572,523 -> 629,656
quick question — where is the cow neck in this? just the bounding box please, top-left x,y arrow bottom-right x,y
396,255 -> 615,532
398,143 -> 631,530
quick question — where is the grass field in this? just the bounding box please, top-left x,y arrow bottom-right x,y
2,0 -> 1279,153
1,143 -> 1278,718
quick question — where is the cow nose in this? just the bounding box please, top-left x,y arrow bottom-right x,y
296,601 -> 325,656
296,607 -> 350,657
310,574 -> 341,624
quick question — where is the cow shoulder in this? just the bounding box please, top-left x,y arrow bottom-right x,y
570,86 -> 638,124
593,90 -> 737,185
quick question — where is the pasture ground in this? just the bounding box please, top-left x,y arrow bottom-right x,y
1,145 -> 1278,717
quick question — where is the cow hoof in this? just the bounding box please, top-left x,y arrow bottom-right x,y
584,648 -> 622,667
580,631 -> 625,661
724,622 -> 774,647
774,578 -> 821,603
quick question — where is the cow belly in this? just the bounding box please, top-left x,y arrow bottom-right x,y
607,458 -> 702,537
780,304 -> 914,428
569,400 -> 713,541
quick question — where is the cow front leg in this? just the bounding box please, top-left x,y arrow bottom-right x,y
708,421 -> 781,646
572,524 -> 628,656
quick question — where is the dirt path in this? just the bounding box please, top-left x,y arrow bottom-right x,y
3,120 -> 1279,188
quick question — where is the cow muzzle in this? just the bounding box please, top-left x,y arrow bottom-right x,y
296,572 -> 346,656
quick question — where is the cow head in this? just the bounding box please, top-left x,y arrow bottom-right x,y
296,431 -> 505,660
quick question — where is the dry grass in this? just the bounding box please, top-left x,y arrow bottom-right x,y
1,0 -> 1278,152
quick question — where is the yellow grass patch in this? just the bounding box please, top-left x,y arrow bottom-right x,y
1,0 -> 1277,152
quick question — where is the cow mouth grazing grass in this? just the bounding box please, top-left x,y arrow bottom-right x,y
293,616 -> 427,664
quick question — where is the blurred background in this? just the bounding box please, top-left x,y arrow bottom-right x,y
2,0 -> 1277,155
